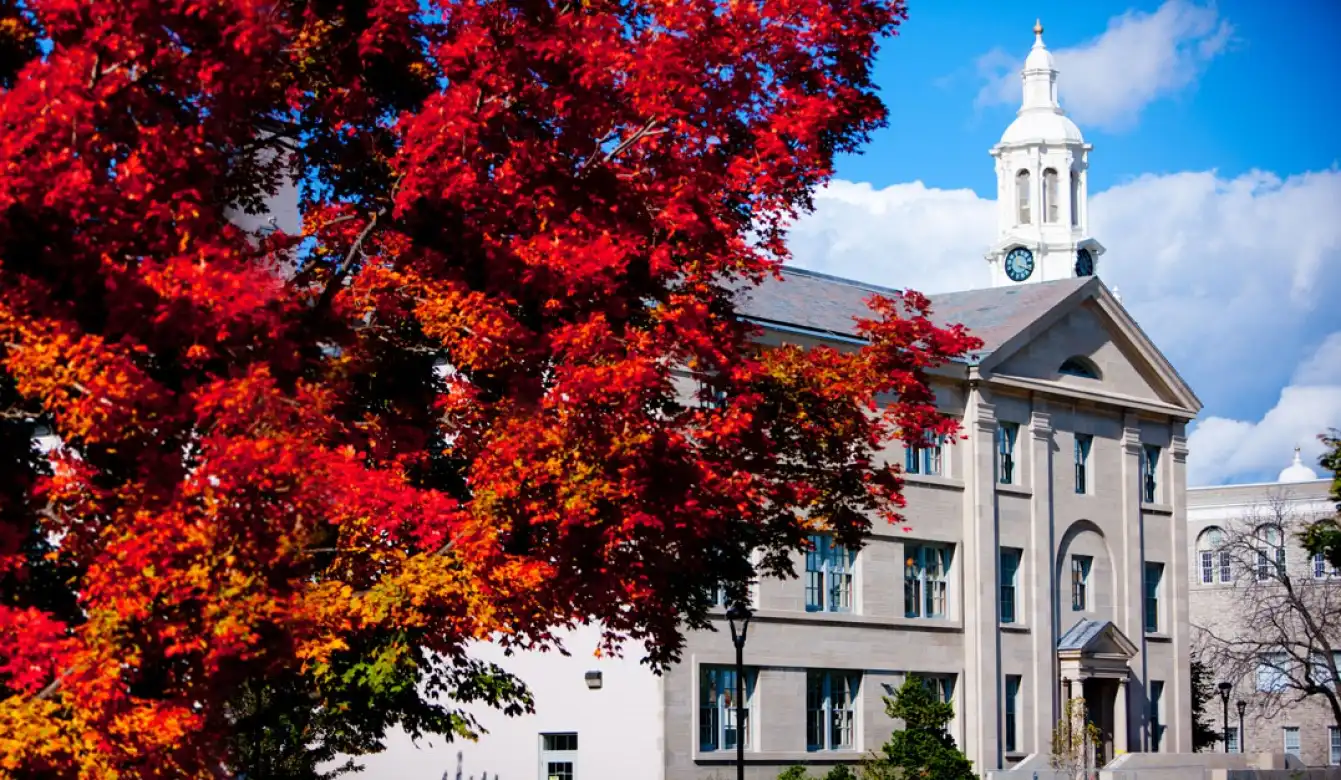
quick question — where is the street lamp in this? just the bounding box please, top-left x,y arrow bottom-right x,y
1217,682 -> 1232,753
726,601 -> 753,780
1236,700 -> 1247,754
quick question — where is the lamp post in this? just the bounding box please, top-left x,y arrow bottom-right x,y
1217,682 -> 1232,753
1236,700 -> 1247,754
726,601 -> 753,780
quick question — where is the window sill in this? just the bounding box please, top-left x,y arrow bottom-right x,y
749,609 -> 963,632
1141,502 -> 1173,515
996,483 -> 1033,498
1001,623 -> 1031,633
695,750 -> 863,764
1145,632 -> 1172,643
1005,752 -> 1030,762
903,473 -> 966,491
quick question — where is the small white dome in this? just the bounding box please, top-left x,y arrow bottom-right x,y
1000,110 -> 1084,145
1278,447 -> 1319,483
1024,41 -> 1055,72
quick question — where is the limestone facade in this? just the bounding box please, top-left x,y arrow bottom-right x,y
1188,475 -> 1341,768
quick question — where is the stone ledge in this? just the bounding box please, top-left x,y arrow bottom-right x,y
996,483 -> 1034,498
902,473 -> 966,491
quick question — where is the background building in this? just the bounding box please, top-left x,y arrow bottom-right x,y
1188,452 -> 1340,768
350,24 -> 1201,780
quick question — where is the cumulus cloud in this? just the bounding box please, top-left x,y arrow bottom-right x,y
1186,334 -> 1341,486
785,167 -> 1341,485
976,0 -> 1234,131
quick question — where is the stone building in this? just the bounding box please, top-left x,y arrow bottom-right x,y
352,23 -> 1202,780
1188,453 -> 1340,768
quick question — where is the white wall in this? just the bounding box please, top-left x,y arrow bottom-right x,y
349,626 -> 663,780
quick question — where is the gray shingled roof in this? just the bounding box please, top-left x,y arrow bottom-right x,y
1057,618 -> 1111,651
737,267 -> 1090,363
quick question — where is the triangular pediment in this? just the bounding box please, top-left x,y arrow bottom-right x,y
978,280 -> 1201,415
1057,619 -> 1138,659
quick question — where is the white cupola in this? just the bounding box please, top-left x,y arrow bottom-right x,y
987,21 -> 1105,288
1278,447 -> 1320,484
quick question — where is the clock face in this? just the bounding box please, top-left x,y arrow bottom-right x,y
1075,248 -> 1094,277
1004,247 -> 1034,282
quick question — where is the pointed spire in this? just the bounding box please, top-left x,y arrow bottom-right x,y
1293,446 -> 1303,466
1020,20 -> 1060,113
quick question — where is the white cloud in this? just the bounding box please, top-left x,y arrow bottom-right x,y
785,167 -> 1341,485
976,0 -> 1234,131
1186,335 -> 1341,486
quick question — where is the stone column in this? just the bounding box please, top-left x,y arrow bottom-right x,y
1168,425 -> 1192,752
1120,416 -> 1145,657
1029,409 -> 1056,759
1115,677 -> 1129,755
962,384 -> 1000,768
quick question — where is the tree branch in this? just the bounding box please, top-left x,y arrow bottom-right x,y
577,119 -> 666,173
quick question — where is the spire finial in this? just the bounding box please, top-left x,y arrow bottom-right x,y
1294,446 -> 1303,464
1034,18 -> 1044,36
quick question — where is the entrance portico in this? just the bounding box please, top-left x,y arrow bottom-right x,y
1057,619 -> 1138,766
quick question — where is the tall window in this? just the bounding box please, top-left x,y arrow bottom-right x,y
915,673 -> 956,705
1255,525 -> 1285,581
1071,555 -> 1092,611
1150,680 -> 1164,752
1004,675 -> 1021,753
806,535 -> 854,612
540,733 -> 578,780
997,422 -> 1019,484
1329,726 -> 1340,765
1257,652 -> 1289,692
1141,444 -> 1160,503
699,666 -> 754,752
1016,170 -> 1031,224
1197,527 -> 1232,584
1144,562 -> 1164,633
905,544 -> 952,619
905,432 -> 944,476
1074,434 -> 1092,494
1069,172 -> 1080,226
806,670 -> 859,751
1043,168 -> 1059,223
1283,727 -> 1301,758
1315,552 -> 1340,579
1227,725 -> 1241,754
1000,548 -> 1022,624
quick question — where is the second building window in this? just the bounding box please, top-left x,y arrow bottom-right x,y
806,670 -> 860,751
806,535 -> 855,612
906,544 -> 952,619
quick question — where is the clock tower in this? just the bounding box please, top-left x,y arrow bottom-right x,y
987,21 -> 1104,287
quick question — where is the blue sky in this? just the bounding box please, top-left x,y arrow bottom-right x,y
785,0 -> 1341,485
841,0 -> 1341,195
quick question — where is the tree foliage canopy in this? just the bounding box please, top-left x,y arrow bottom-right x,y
875,676 -> 975,780
1301,430 -> 1341,570
1190,659 -> 1222,752
0,0 -> 984,774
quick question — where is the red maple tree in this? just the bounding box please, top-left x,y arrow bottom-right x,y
0,0 -> 980,774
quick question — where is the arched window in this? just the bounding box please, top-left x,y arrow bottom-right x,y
1058,356 -> 1100,379
1254,525 -> 1285,581
1043,169 -> 1059,223
1016,170 -> 1031,224
1196,527 -> 1232,584
1069,172 -> 1080,226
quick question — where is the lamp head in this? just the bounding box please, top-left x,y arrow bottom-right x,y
1236,699 -> 1247,716
1217,682 -> 1232,700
